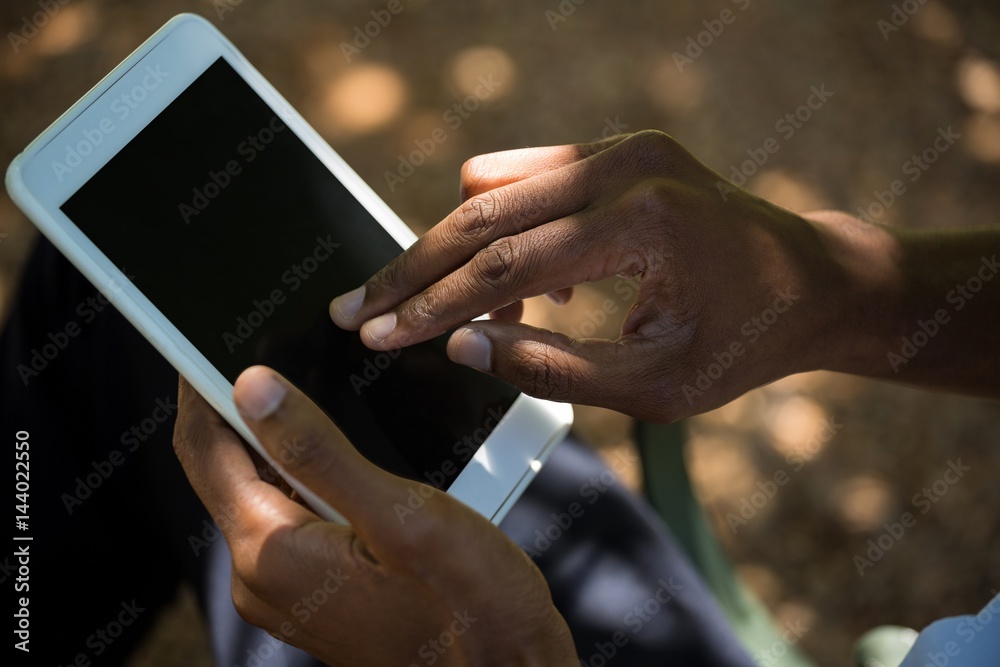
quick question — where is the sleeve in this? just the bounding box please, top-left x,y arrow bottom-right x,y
899,592 -> 1000,667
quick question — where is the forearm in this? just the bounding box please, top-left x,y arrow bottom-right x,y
809,212 -> 1000,398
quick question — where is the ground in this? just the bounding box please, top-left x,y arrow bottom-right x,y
2,1 -> 999,665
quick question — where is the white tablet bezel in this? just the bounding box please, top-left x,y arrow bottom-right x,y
5,13 -> 572,525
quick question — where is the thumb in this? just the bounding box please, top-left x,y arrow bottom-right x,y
233,366 -> 419,535
446,322 -> 655,413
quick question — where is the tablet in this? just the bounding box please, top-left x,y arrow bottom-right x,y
6,13 -> 572,525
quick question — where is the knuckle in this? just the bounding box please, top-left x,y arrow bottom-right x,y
636,129 -> 680,155
364,258 -> 404,301
512,343 -> 573,401
473,237 -> 521,294
622,180 -> 672,221
456,191 -> 504,241
618,130 -> 679,172
403,290 -> 444,330
393,490 -> 449,550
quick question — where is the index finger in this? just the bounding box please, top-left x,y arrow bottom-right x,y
329,138 -> 629,331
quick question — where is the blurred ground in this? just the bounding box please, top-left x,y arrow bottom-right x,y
2,1 -> 999,665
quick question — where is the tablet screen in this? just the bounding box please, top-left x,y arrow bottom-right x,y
61,57 -> 519,490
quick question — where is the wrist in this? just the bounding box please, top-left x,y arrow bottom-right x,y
798,211 -> 906,377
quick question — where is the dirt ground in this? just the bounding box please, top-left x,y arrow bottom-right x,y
2,1 -> 999,665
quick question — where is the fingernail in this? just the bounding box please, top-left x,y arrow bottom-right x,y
363,312 -> 397,343
331,286 -> 365,322
449,328 -> 492,371
238,371 -> 287,421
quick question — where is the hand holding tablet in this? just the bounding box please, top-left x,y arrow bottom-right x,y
173,368 -> 578,666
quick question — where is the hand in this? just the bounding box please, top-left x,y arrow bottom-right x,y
330,131 -> 869,421
172,367 -> 577,667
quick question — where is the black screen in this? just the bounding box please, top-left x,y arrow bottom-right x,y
61,57 -> 518,489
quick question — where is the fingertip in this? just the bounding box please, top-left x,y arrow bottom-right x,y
234,366 -> 288,422
448,327 -> 492,372
360,312 -> 398,347
329,286 -> 365,328
328,300 -> 343,328
545,288 -> 573,305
